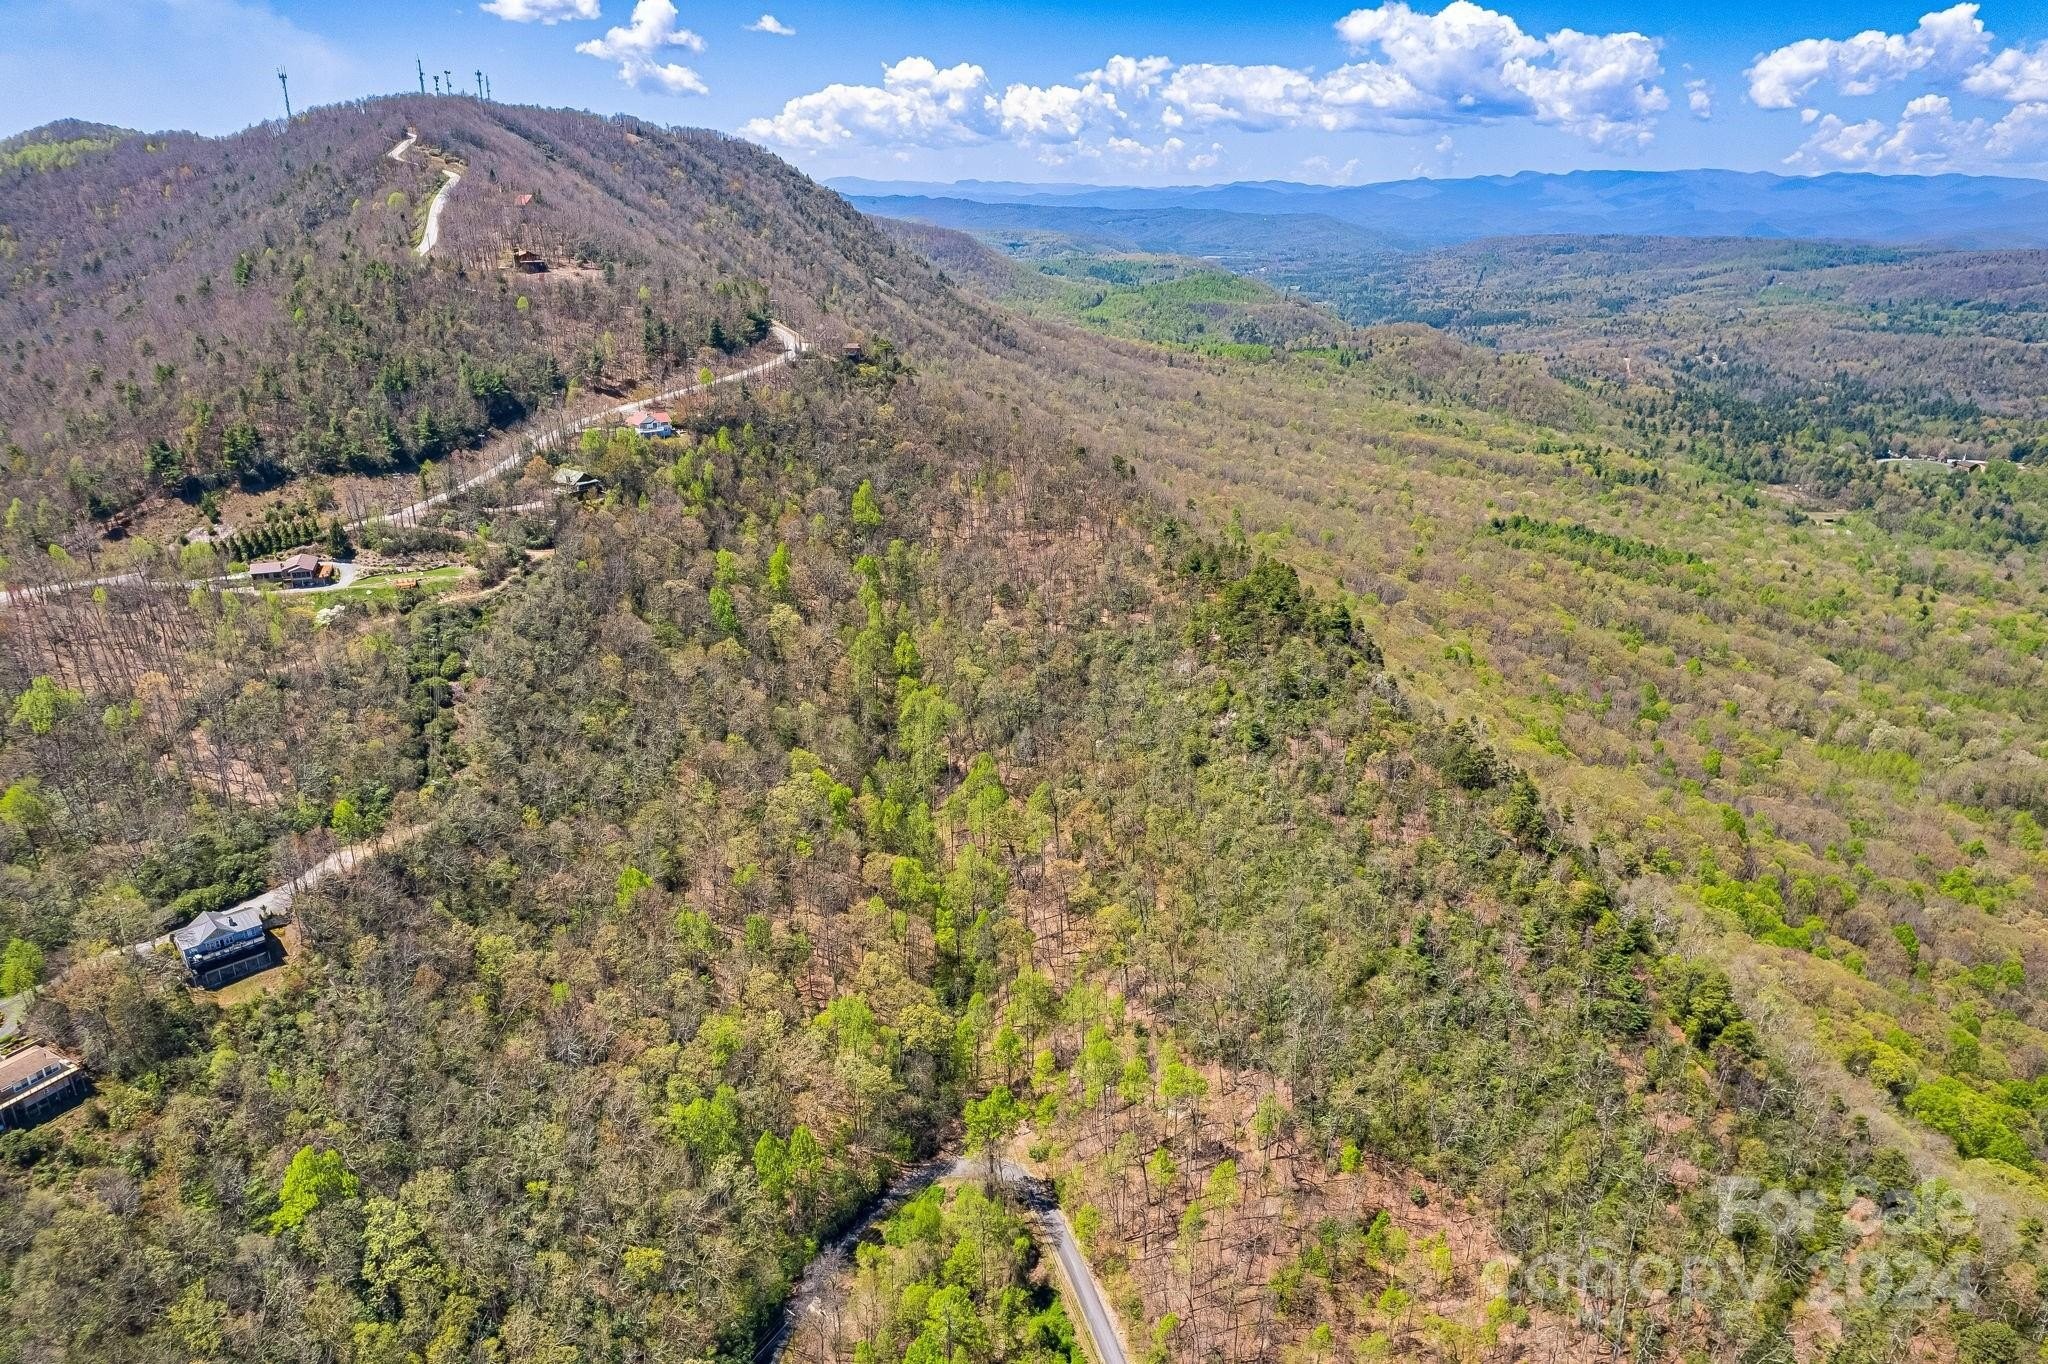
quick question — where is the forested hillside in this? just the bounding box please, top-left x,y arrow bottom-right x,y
0,96 -> 982,549
896,221 -> 2048,1224
3,97 -> 2048,1364
1277,236 -> 2048,486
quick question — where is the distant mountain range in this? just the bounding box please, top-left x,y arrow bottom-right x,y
845,197 -> 1403,267
835,169 -> 2048,250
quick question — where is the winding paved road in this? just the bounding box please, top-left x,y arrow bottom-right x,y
759,1152 -> 1127,1364
389,132 -> 459,257
976,1156 -> 1130,1364
1,328 -> 807,603
354,322 -> 806,531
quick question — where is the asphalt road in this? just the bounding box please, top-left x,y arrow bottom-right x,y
971,1157 -> 1130,1364
389,132 -> 459,257
758,1152 -> 1127,1364
0,331 -> 806,604
353,321 -> 806,531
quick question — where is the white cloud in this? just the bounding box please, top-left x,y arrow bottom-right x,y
742,3 -> 1671,161
1788,91 -> 2048,169
741,57 -> 995,148
1964,40 -> 2048,101
1087,55 -> 1174,96
481,0 -> 599,22
1749,4 -> 2048,169
744,54 -> 1140,151
747,13 -> 795,36
1158,2 -> 1667,149
576,0 -> 708,94
1161,64 -> 1364,133
1082,135 -> 1223,173
1686,78 -> 1712,119
1746,3 -> 1990,109
994,81 -> 1123,141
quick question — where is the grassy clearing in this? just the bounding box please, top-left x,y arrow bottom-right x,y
314,565 -> 469,607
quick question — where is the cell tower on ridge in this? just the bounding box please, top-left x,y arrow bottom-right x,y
277,67 -> 291,120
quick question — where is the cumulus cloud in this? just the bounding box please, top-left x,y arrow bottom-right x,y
743,53 -> 1153,151
1788,91 -> 2048,169
1745,3 -> 1991,109
1965,40 -> 2048,100
1686,78 -> 1712,119
1087,55 -> 1174,96
576,0 -> 708,94
1748,4 -> 2048,170
747,13 -> 795,36
1302,153 -> 1363,182
481,0 -> 599,22
741,57 -> 995,148
743,3 -> 1672,161
1160,64 -> 1364,133
993,80 -> 1123,141
1159,1 -> 1667,149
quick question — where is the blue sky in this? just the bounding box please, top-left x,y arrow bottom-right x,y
3,0 -> 2046,183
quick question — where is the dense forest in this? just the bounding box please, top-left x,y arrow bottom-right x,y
5,96 -> 2048,1364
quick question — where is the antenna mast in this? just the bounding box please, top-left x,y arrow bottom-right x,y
432,74 -> 441,96
474,68 -> 483,98
416,57 -> 426,94
277,67 -> 292,120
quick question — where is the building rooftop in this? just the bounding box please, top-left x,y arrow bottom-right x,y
0,1045 -> 80,1101
172,906 -> 267,954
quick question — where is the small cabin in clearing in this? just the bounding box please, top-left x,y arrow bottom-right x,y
510,250 -> 549,274
553,466 -> 603,497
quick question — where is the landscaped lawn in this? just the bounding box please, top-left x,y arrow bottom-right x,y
315,564 -> 470,606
